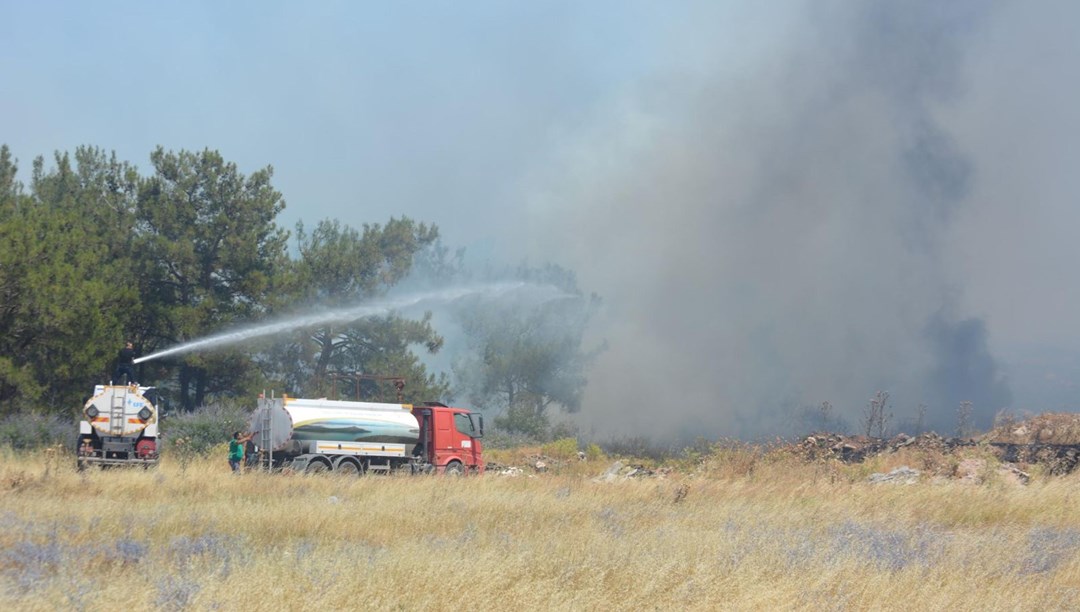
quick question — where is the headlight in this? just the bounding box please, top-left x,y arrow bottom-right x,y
137,407 -> 152,421
86,406 -> 99,419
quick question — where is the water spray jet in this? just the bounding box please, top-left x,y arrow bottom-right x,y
134,282 -> 529,365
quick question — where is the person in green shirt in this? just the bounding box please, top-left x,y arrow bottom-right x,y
229,431 -> 252,473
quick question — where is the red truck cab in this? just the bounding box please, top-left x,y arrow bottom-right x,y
412,403 -> 484,474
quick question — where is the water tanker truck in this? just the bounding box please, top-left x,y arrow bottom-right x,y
77,384 -> 162,469
248,395 -> 484,475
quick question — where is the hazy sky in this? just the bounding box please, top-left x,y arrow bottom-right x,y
4,1 -> 1079,438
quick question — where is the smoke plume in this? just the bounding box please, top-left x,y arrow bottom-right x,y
529,1 -> 1013,439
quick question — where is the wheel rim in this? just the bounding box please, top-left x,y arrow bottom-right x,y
337,461 -> 360,476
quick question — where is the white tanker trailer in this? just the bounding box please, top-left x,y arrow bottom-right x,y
248,395 -> 485,475
77,384 -> 161,469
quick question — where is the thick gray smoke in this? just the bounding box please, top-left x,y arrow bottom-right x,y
528,1 -> 1015,439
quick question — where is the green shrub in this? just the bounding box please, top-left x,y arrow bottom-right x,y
0,412 -> 72,450
541,437 -> 580,460
585,443 -> 604,462
163,401 -> 251,456
493,404 -> 549,439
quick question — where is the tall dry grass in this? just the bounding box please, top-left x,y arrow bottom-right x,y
1,445 -> 1078,611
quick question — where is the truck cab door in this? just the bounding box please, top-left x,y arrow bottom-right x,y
433,409 -> 453,465
452,412 -> 482,469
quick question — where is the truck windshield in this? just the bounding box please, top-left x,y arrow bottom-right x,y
453,413 -> 475,436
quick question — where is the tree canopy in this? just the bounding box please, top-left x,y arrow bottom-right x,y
134,147 -> 291,409
0,146 -> 455,413
0,144 -> 600,435
260,217 -> 446,402
0,147 -> 139,410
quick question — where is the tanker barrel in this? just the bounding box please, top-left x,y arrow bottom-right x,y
248,397 -> 295,452
258,397 -> 421,447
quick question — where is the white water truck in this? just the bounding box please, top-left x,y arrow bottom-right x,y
248,395 -> 485,475
77,384 -> 162,469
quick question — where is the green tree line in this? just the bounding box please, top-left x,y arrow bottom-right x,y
0,145 -> 600,435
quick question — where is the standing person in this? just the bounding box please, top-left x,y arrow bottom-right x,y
229,431 -> 252,473
245,436 -> 258,469
113,341 -> 138,384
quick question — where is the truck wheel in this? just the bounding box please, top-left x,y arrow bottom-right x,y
307,460 -> 330,474
444,461 -> 464,476
335,459 -> 362,477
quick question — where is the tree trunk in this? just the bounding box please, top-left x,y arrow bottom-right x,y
314,328 -> 335,388
194,368 -> 206,408
179,365 -> 192,411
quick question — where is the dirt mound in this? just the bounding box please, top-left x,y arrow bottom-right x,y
787,413 -> 1080,476
982,413 -> 1080,445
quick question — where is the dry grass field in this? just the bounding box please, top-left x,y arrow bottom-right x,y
1,444 -> 1079,611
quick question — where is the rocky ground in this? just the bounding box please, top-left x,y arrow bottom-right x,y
487,413 -> 1080,484
791,413 -> 1080,476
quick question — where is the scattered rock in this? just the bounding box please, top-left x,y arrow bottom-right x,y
998,464 -> 1031,486
893,433 -> 914,447
591,461 -> 667,482
594,461 -> 624,483
985,413 -> 1080,445
868,466 -> 920,485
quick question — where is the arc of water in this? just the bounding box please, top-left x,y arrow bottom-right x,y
133,283 -> 524,364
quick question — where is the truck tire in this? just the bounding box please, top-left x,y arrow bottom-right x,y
444,461 -> 464,476
306,459 -> 331,474
334,458 -> 362,477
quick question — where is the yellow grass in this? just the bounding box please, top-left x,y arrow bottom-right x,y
1,447 -> 1079,611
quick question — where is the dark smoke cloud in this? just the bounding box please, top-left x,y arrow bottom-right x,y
924,314 -> 1012,432
528,1 -> 1015,439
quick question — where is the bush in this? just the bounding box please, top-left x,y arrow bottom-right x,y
481,428 -> 544,450
163,401 -> 251,456
601,436 -> 682,462
541,437 -> 580,461
493,404 -> 549,439
585,443 -> 604,462
0,412 -> 72,450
